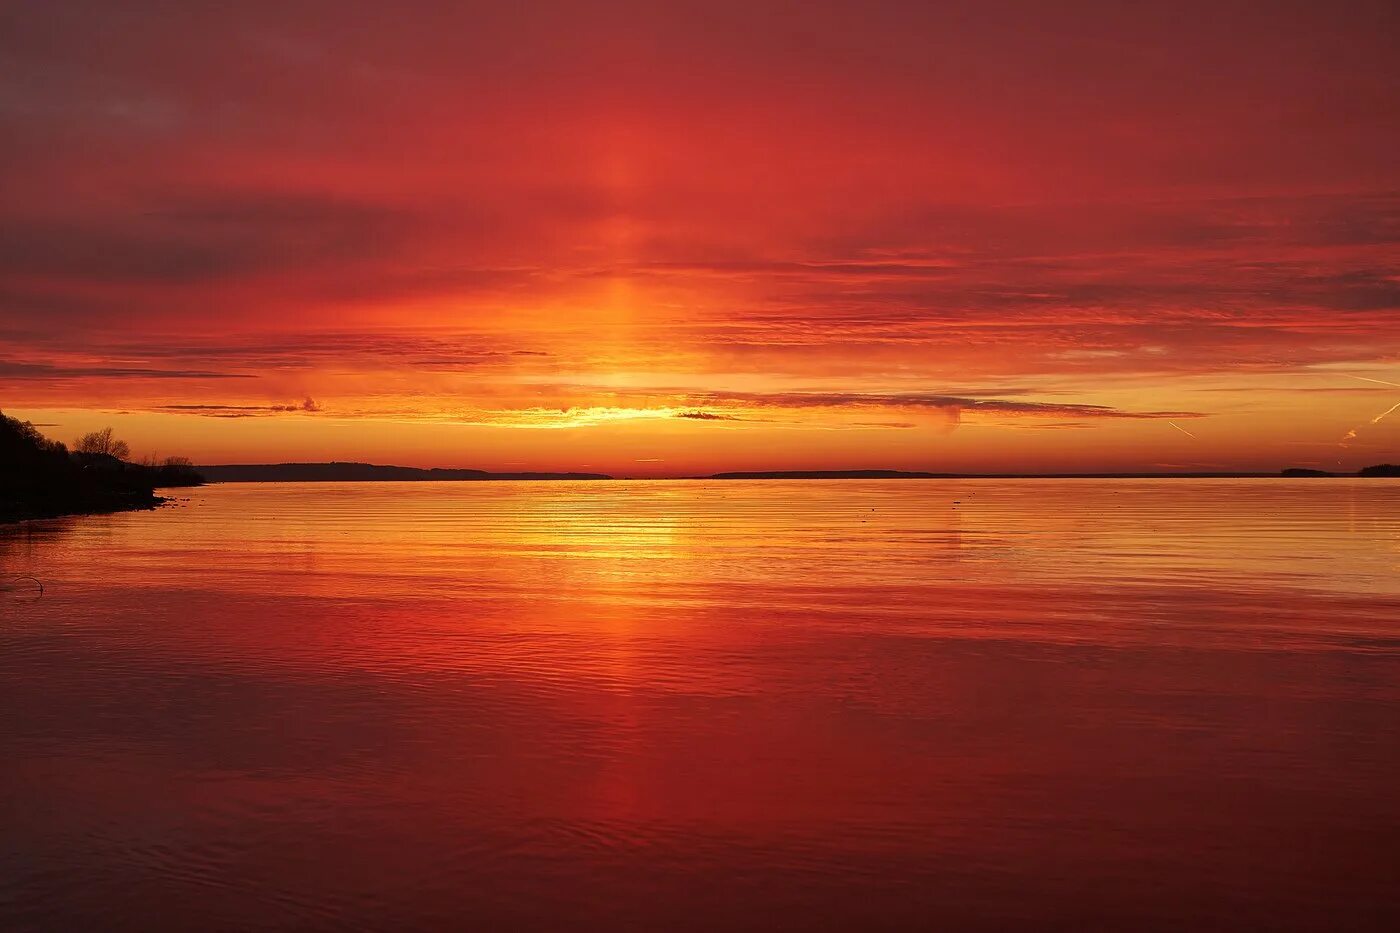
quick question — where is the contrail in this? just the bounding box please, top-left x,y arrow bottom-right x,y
1168,421 -> 1196,438
1336,372 -> 1400,446
1341,373 -> 1400,389
1371,400 -> 1400,425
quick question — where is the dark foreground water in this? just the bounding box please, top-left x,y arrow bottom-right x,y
2,480 -> 1398,931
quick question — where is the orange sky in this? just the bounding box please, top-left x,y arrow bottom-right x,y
3,1 -> 1398,476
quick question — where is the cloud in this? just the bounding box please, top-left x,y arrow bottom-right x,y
159,397 -> 320,418
684,390 -> 1203,421
0,1 -> 1395,471
674,410 -> 742,421
0,360 -> 251,379
0,192 -> 415,286
377,387 -> 1208,432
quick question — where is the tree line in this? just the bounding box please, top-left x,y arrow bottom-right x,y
1,412 -> 202,523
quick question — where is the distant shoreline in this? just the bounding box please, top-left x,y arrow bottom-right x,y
703,469 -> 1281,480
191,462 -> 1400,483
7,468 -> 1395,526
197,463 -> 614,483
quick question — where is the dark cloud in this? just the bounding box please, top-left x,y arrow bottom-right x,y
674,410 -> 742,421
0,192 -> 418,286
0,332 -> 553,378
686,390 -> 1202,421
160,397 -> 320,417
0,360 -> 251,379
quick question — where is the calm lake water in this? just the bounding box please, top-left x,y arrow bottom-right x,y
2,480 -> 1398,931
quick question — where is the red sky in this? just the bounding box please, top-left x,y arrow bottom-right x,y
3,0 -> 1398,475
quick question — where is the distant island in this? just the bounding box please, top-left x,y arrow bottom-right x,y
706,467 -> 1400,480
2,412 -> 201,524
197,462 -> 613,482
708,469 -> 957,480
703,469 -> 1275,479
1281,465 -> 1400,478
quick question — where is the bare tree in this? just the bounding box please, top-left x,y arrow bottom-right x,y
74,427 -> 131,460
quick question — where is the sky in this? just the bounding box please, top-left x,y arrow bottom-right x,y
2,0 -> 1398,476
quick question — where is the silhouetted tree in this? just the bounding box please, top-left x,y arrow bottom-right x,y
2,413 -> 68,461
74,427 -> 131,460
3,413 -> 201,522
155,455 -> 203,486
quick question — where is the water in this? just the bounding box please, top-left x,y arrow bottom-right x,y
2,480 -> 1398,931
